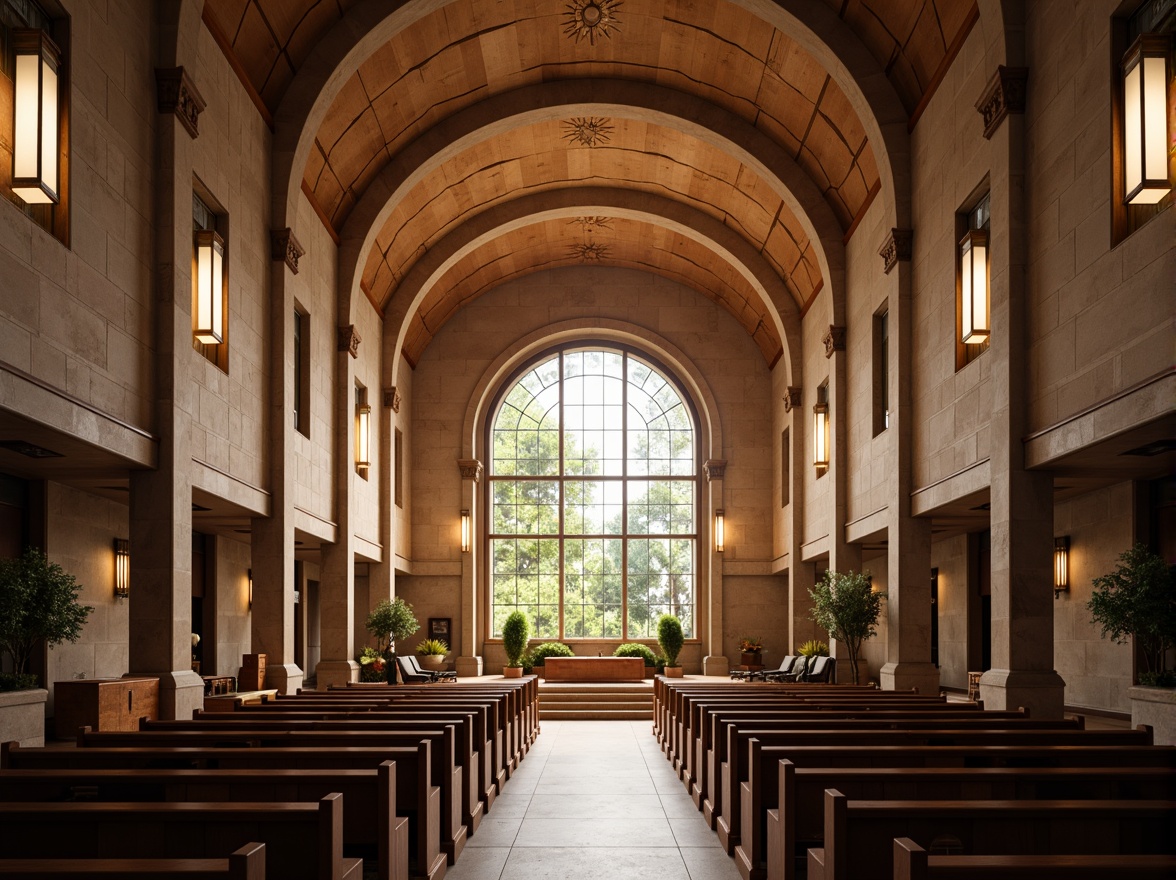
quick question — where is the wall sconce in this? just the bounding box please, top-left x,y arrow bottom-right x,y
193,230 -> 225,344
11,29 -> 61,205
813,402 -> 829,470
461,509 -> 471,553
1054,536 -> 1070,598
714,509 -> 725,553
355,400 -> 371,472
247,568 -> 253,610
959,229 -> 989,344
113,538 -> 129,601
1122,34 -> 1172,205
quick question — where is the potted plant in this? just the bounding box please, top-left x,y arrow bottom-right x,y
0,548 -> 93,746
356,647 -> 386,683
501,610 -> 530,678
657,613 -> 685,677
738,635 -> 764,667
526,641 -> 574,677
416,638 -> 449,672
808,569 -> 883,685
614,642 -> 657,678
365,597 -> 419,684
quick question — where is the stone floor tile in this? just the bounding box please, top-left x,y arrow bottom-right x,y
680,846 -> 745,880
513,816 -> 677,847
502,846 -> 691,880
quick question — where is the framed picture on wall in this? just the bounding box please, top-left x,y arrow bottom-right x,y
428,618 -> 451,643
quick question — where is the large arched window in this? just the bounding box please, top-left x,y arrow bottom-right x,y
489,346 -> 696,640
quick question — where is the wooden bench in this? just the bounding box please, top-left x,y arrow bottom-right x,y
0,842 -> 266,879
0,763 -> 408,880
807,790 -> 1176,880
0,795 -> 362,880
3,742 -> 444,880
893,837 -> 1176,880
758,762 -> 1176,880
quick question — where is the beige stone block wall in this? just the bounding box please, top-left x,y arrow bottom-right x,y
931,534 -> 970,691
352,301 -> 384,548
802,288 -> 832,548
0,0 -> 156,432
214,535 -> 251,678
858,551 -> 889,684
395,575 -> 460,660
392,355 -> 413,568
43,482 -> 130,716
1053,481 -> 1135,714
723,575 -> 790,666
1023,3 -> 1175,434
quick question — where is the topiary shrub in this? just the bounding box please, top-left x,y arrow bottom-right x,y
657,614 -> 684,668
502,611 -> 531,668
613,643 -> 656,666
528,641 -> 575,666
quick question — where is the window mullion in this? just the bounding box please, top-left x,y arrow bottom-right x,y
557,350 -> 565,642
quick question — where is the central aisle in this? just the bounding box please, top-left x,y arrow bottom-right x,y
447,719 -> 743,880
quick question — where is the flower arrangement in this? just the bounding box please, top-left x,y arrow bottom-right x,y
738,636 -> 763,653
358,646 -> 386,682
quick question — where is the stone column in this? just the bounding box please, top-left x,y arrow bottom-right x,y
977,67 -> 1065,717
876,231 -> 939,694
365,386 -> 401,614
315,325 -> 363,688
455,459 -> 484,678
702,459 -> 728,675
126,66 -> 206,720
783,388 -> 818,653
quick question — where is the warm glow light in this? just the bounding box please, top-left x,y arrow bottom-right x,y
194,230 -> 225,344
461,509 -> 471,553
12,30 -> 60,205
714,509 -> 725,553
1054,536 -> 1070,597
248,568 -> 253,610
113,538 -> 130,600
813,403 -> 829,469
960,229 -> 989,344
1123,34 -> 1172,205
356,402 -> 372,471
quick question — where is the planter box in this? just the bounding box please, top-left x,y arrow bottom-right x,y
0,688 -> 48,747
1129,685 -> 1176,746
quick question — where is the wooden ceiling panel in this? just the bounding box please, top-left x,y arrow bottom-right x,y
903,3 -> 950,90
233,3 -> 282,98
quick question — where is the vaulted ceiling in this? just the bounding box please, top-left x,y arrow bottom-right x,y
203,0 -> 978,366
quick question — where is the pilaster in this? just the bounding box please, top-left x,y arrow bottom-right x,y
702,458 -> 728,676
456,459 -> 484,677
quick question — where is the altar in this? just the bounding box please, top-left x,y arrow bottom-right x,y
542,656 -> 646,682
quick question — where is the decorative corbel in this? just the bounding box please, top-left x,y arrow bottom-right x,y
782,386 -> 802,412
155,67 -> 206,139
823,326 -> 846,358
270,228 -> 305,274
878,228 -> 913,274
337,324 -> 361,358
975,66 -> 1029,140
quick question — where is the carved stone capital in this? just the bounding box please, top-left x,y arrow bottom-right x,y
155,67 -> 206,139
270,228 -> 305,274
823,325 -> 846,358
975,66 -> 1029,140
383,387 -> 401,412
703,459 -> 727,481
337,325 -> 361,358
878,228 -> 913,274
458,459 -> 484,482
782,386 -> 802,412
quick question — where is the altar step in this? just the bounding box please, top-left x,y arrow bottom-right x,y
537,682 -> 654,720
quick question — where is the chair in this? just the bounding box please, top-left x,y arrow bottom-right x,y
402,654 -> 458,683
760,655 -> 802,682
396,655 -> 433,683
731,654 -> 794,681
796,654 -> 834,683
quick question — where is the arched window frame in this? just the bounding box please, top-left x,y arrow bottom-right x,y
483,341 -> 700,642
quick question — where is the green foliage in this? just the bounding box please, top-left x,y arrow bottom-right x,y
0,548 -> 93,684
416,639 -> 449,656
657,614 -> 684,667
1087,544 -> 1176,681
528,641 -> 574,666
0,672 -> 39,692
808,570 -> 883,684
613,643 -> 657,666
357,646 -> 387,683
797,639 -> 829,657
365,598 -> 419,655
502,611 -> 530,667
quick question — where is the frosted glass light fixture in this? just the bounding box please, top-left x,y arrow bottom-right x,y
461,510 -> 471,553
1123,34 -> 1172,205
1054,536 -> 1070,598
113,539 -> 130,600
959,229 -> 989,344
714,509 -> 725,553
194,230 -> 225,344
813,403 -> 829,470
356,400 -> 372,472
11,29 -> 61,205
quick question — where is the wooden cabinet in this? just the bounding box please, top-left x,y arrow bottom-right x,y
53,678 -> 159,740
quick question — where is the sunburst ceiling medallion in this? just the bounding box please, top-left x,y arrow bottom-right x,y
562,117 -> 614,148
569,216 -> 613,232
563,0 -> 622,45
568,242 -> 611,262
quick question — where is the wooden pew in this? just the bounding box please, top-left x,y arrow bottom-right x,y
759,761 -> 1176,880
892,837 -> 1176,880
807,790 -> 1176,880
0,841 -> 266,879
76,725 -> 466,866
0,763 -> 408,880
3,742 -> 445,880
0,795 -> 362,880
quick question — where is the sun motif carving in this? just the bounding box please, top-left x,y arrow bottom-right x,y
568,216 -> 613,232
563,0 -> 622,45
568,242 -> 611,262
562,117 -> 614,148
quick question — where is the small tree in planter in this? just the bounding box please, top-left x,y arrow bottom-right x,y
657,614 -> 685,677
501,611 -> 530,678
0,548 -> 93,691
808,569 -> 884,685
365,597 -> 419,684
1087,544 -> 1176,687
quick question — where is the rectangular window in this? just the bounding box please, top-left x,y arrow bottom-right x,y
293,306 -> 310,437
192,188 -> 228,372
873,306 -> 889,436
780,428 -> 790,507
955,190 -> 990,371
394,428 -> 404,508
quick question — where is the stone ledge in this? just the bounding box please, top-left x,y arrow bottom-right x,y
0,688 -> 48,747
